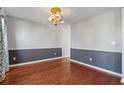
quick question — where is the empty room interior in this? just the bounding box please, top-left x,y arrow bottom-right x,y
0,7 -> 124,85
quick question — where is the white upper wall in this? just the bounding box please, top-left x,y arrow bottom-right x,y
71,8 -> 122,52
7,15 -> 71,57
7,16 -> 60,50
56,24 -> 71,57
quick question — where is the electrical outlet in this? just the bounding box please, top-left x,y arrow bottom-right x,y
89,57 -> 93,62
54,53 -> 57,55
13,57 -> 16,61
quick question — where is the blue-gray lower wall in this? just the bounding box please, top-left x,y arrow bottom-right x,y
9,48 -> 62,65
71,48 -> 122,74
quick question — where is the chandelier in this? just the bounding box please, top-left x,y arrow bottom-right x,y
48,7 -> 64,26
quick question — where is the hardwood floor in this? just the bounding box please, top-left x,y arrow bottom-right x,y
0,58 -> 121,85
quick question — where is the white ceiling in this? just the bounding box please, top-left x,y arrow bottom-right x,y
3,7 -> 116,25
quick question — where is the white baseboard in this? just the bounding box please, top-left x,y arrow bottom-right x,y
9,58 -> 122,78
121,78 -> 124,83
71,59 -> 122,77
10,56 -> 69,68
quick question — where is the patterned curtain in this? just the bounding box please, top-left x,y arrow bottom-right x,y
0,8 -> 9,82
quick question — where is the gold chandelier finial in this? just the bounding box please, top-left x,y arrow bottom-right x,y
51,7 -> 61,14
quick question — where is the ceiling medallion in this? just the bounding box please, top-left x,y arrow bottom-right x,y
48,7 -> 64,26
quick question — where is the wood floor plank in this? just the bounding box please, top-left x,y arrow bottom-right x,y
0,58 -> 121,85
